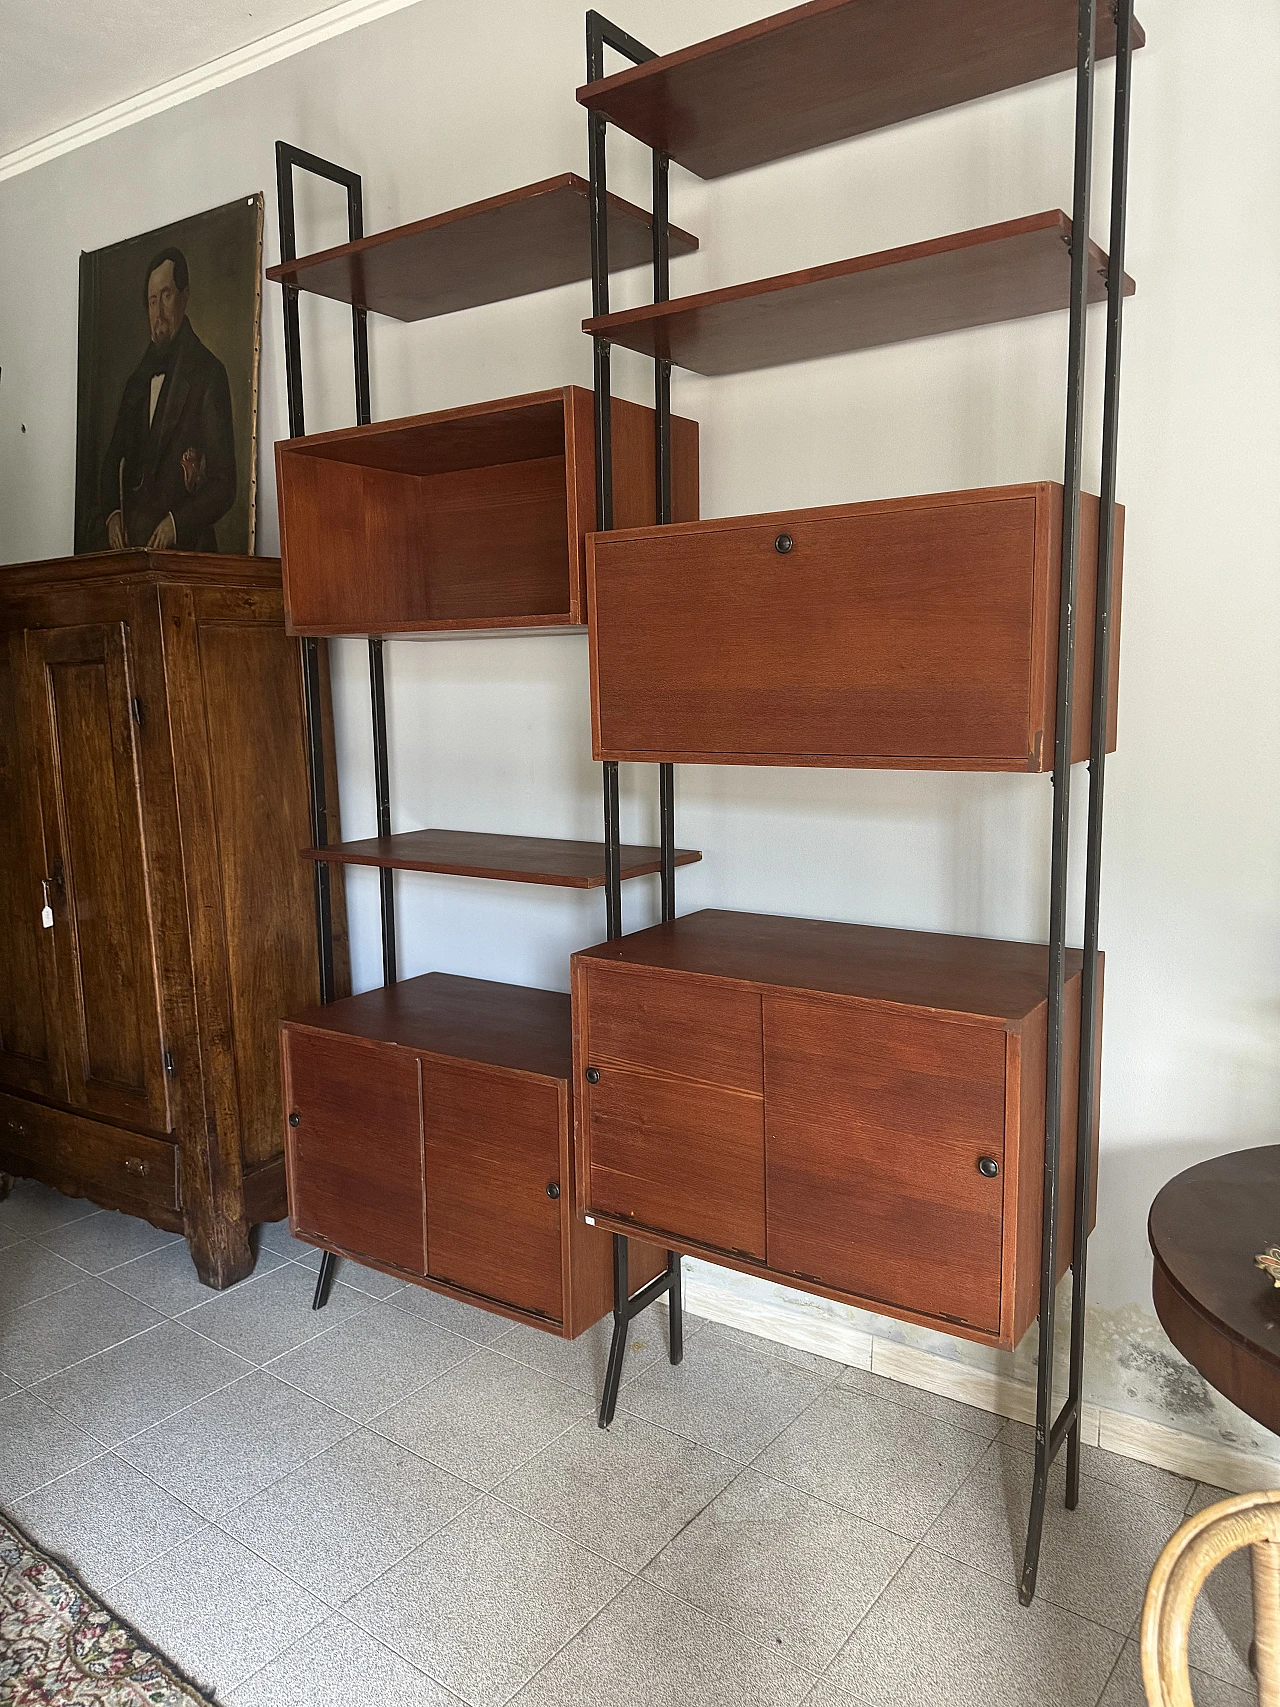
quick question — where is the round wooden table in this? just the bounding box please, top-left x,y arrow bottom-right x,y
1149,1145 -> 1280,1435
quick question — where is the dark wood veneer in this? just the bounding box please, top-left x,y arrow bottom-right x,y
577,0 -> 1143,180
266,174 -> 697,322
302,828 -> 701,889
584,213 -> 1134,376
1149,1147 -> 1280,1437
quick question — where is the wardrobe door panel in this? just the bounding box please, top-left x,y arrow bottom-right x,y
23,623 -> 170,1132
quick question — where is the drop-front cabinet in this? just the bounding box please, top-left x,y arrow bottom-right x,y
572,910 -> 1100,1350
0,551 -> 345,1287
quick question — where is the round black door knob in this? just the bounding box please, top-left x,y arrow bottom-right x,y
288,1112 -> 301,1127
546,1182 -> 561,1199
978,1156 -> 1000,1178
585,1068 -> 600,1085
774,532 -> 794,554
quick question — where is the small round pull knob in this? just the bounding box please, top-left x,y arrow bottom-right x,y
774,532 -> 793,554
585,1068 -> 600,1085
288,1112 -> 301,1127
978,1156 -> 1000,1178
546,1182 -> 561,1199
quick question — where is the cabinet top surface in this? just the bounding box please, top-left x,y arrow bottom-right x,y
577,0 -> 1143,180
265,173 -> 697,323
0,549 -> 282,594
285,972 -> 572,1082
575,910 -> 1083,1023
587,480 -> 1056,547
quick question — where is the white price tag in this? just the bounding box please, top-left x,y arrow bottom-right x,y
41,904 -> 53,929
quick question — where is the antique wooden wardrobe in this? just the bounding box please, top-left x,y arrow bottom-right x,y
0,549 -> 343,1287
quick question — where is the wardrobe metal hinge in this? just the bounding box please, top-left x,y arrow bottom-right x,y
131,696 -> 145,728
163,1050 -> 175,1073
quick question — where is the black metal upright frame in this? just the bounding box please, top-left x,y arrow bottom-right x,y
582,0 -> 1134,1600
274,141 -> 397,1313
587,9 -> 685,1428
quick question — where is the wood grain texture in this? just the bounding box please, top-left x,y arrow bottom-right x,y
577,0 -> 1144,179
584,212 -> 1134,376
276,387 -> 698,637
303,828 -> 701,888
764,995 -> 1006,1333
424,1057 -> 564,1321
587,483 -> 1123,771
572,909 -> 1101,1349
266,174 -> 698,322
1,555 -> 329,1286
0,635 -> 59,1098
1150,1147 -> 1280,1437
285,1027 -> 426,1276
22,622 -> 171,1135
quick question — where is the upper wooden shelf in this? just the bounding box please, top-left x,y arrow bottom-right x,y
583,211 -> 1134,377
265,173 -> 698,322
577,0 -> 1144,180
303,829 -> 702,889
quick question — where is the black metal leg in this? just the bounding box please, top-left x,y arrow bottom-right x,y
667,1250 -> 683,1365
599,1234 -> 630,1427
311,1250 -> 337,1310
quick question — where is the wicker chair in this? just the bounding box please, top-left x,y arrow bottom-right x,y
1142,1488 -> 1280,1704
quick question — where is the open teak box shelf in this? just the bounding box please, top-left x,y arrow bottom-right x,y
276,385 -> 699,636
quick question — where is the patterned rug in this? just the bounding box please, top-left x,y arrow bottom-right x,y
0,1509 -> 218,1705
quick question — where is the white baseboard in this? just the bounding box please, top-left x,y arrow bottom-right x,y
682,1268 -> 1280,1496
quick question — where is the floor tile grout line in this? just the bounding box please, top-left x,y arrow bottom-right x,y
3,1443 -> 117,1509
634,1571 -> 828,1682
490,1563 -> 640,1707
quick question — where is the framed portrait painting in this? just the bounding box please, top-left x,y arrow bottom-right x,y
74,194 -> 263,555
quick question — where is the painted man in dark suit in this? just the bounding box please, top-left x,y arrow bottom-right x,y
101,247 -> 236,551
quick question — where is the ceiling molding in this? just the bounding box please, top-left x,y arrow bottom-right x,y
0,0 -> 423,185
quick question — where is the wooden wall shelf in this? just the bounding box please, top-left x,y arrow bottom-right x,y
577,0 -> 1143,180
587,483 -> 1123,772
282,972 -> 664,1335
572,909 -> 1100,1350
276,386 -> 699,636
265,173 -> 698,322
584,211 -> 1134,376
303,828 -> 701,889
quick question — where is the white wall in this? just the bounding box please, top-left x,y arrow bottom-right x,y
2,0 -> 1278,1454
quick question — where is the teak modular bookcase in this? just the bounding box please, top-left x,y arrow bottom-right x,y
267,148 -> 696,1340
271,0 -> 1138,1610
572,0 -> 1139,1607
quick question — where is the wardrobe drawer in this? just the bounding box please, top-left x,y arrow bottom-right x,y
0,1091 -> 178,1213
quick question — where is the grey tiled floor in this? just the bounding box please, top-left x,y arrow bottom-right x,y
0,1180 -> 1259,1706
